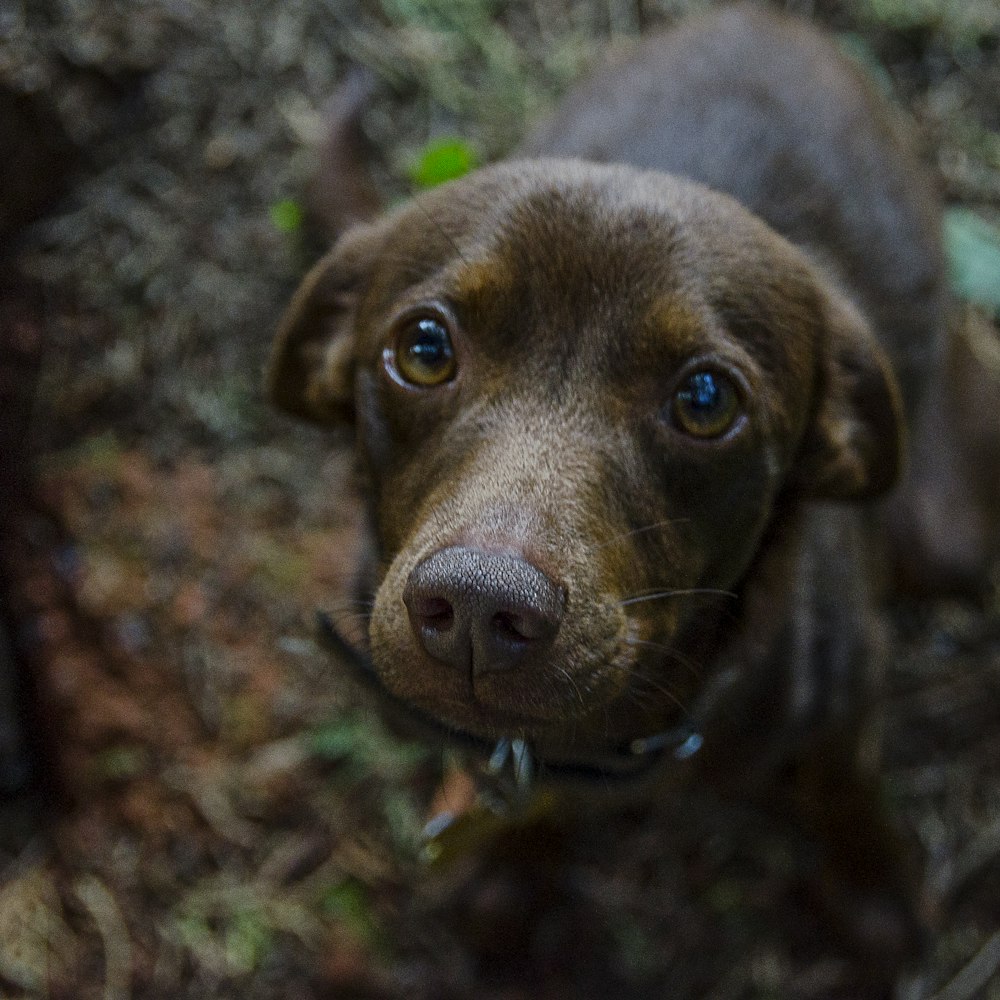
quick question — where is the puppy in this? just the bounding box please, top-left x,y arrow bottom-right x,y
268,4 -> 992,955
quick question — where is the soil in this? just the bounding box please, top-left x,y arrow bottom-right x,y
2,1 -> 1000,998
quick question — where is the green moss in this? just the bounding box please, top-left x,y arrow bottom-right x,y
319,878 -> 380,946
409,137 -> 479,189
269,198 -> 304,234
93,744 -> 150,782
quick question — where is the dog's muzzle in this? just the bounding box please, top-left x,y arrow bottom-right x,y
315,608 -> 703,791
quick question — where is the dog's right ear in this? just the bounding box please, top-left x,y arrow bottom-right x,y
266,224 -> 380,425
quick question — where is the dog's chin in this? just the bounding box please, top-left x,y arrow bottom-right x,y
368,634 -> 684,755
372,653 -> 616,742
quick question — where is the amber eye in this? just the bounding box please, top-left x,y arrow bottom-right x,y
394,315 -> 457,387
672,369 -> 742,438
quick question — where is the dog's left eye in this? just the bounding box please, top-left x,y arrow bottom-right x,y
672,369 -> 742,439
394,316 -> 457,387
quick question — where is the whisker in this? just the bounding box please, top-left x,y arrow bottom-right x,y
325,602 -> 373,617
617,587 -> 736,607
625,637 -> 703,682
621,670 -> 689,715
324,594 -> 375,612
595,518 -> 691,552
556,666 -> 587,710
319,607 -> 373,632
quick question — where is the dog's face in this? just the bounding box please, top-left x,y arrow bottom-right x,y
269,161 -> 902,760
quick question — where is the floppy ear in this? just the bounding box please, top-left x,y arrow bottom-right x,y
266,224 -> 379,425
791,288 -> 905,501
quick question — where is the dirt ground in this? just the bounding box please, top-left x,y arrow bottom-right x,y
2,1 -> 1000,997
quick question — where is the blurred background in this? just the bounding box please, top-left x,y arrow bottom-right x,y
1,1 -> 1000,997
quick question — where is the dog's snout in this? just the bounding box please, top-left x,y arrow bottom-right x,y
403,547 -> 564,677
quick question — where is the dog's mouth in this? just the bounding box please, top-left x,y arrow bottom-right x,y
316,608 -> 704,787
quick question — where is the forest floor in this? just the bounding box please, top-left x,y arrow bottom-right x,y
2,1 -> 1000,997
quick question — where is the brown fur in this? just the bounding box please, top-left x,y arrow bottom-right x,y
268,4 -> 1000,959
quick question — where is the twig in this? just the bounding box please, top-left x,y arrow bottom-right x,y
74,875 -> 131,1000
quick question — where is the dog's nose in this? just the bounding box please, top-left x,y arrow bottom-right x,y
403,547 -> 564,677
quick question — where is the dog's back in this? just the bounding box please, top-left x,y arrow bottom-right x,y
521,5 -> 946,415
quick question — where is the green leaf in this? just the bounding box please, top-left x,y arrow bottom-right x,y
269,198 -> 304,233
319,879 -> 379,945
944,208 -> 1000,312
94,745 -> 148,781
305,712 -> 428,779
224,911 -> 273,974
307,716 -> 370,763
409,138 -> 479,190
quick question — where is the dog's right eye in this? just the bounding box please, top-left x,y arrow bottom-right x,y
671,369 -> 743,439
392,316 -> 457,387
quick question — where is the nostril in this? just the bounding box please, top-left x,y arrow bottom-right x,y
410,596 -> 454,632
491,611 -> 530,643
490,609 -> 553,644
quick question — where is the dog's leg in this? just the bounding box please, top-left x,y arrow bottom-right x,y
697,504 -> 926,966
788,729 -> 927,965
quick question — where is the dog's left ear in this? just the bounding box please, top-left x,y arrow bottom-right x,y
266,223 -> 380,425
791,288 -> 905,501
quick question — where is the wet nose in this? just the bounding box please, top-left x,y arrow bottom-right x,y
403,547 -> 564,677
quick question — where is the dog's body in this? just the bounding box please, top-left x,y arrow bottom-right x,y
269,4 -> 998,958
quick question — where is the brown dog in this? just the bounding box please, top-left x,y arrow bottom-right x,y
268,4 -> 996,956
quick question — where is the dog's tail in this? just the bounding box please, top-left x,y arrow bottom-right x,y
308,69 -> 384,237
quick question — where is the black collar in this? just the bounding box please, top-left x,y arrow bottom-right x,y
315,609 -> 703,792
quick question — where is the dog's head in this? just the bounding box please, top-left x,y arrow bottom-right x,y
268,160 -> 902,762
